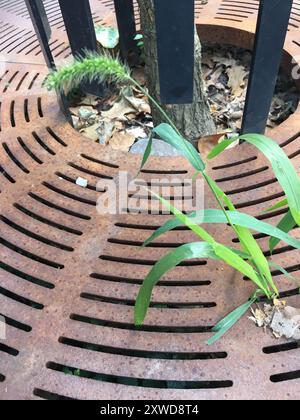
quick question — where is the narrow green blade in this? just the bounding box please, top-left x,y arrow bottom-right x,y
207,298 -> 256,345
145,190 -> 267,294
265,198 -> 288,213
143,209 -> 300,252
137,132 -> 153,175
268,261 -> 297,282
269,210 -> 297,253
208,134 -> 300,226
134,242 -> 219,325
153,123 -> 206,172
207,138 -> 239,160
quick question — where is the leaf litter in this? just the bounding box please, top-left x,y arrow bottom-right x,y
249,299 -> 300,340
203,44 -> 298,132
68,44 -> 299,156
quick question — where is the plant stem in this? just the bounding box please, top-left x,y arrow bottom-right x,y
130,74 -> 274,299
129,78 -> 182,137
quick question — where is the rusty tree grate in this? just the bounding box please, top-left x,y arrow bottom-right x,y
0,0 -> 299,400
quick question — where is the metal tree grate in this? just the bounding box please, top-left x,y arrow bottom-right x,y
0,0 -> 299,400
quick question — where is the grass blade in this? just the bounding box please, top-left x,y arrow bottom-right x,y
269,210 -> 296,253
143,209 -> 300,252
207,137 -> 238,160
153,123 -> 206,172
268,261 -> 297,282
134,242 -> 219,325
213,243 -> 267,292
137,132 -> 153,175
145,190 -> 268,294
207,297 -> 256,345
145,189 -> 215,244
209,134 -> 300,226
265,198 -> 288,212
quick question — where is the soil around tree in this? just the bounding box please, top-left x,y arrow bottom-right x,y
67,44 -> 299,156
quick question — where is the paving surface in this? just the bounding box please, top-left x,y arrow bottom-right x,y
0,0 -> 299,400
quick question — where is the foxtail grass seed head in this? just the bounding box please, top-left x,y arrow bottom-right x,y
44,52 -> 131,92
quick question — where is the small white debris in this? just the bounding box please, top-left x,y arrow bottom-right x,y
126,126 -> 147,139
76,177 -> 88,188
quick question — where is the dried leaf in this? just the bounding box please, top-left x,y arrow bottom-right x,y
249,302 -> 300,341
207,66 -> 224,87
79,95 -> 99,106
80,123 -> 101,141
98,120 -> 115,145
125,95 -> 151,114
198,132 -> 235,159
109,131 -> 136,152
71,116 -> 80,129
102,96 -> 136,120
226,66 -> 247,97
126,126 -> 147,139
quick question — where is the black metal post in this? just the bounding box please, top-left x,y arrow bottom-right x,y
113,0 -> 138,64
25,0 -> 53,69
153,0 -> 195,104
25,0 -> 72,124
58,0 -> 104,96
241,0 -> 293,134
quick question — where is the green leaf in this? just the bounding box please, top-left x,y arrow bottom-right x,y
213,243 -> 267,292
95,26 -> 119,49
153,124 -> 206,172
143,209 -> 300,253
203,172 -> 274,293
233,224 -> 276,295
134,242 -> 219,325
137,133 -> 153,175
269,210 -> 297,253
242,134 -> 300,226
265,198 -> 288,212
207,137 -> 239,160
268,261 -> 297,282
204,173 -> 235,211
145,190 -> 267,294
207,298 -> 256,345
134,34 -> 143,41
147,189 -> 215,244
208,134 -> 300,226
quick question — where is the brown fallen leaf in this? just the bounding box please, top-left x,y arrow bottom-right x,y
124,95 -> 151,114
226,66 -> 247,97
80,123 -> 101,142
98,120 -> 115,145
207,66 -> 224,88
70,105 -> 95,116
101,96 -> 136,120
109,131 -> 136,152
71,116 -> 80,129
197,132 -> 227,159
79,95 -> 99,106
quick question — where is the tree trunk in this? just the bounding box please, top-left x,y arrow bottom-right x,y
137,0 -> 216,145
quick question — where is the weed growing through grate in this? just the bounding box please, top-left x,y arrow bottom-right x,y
45,53 -> 300,344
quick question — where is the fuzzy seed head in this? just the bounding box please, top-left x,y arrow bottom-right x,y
44,52 -> 131,92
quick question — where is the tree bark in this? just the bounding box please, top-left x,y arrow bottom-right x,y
137,0 -> 216,145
